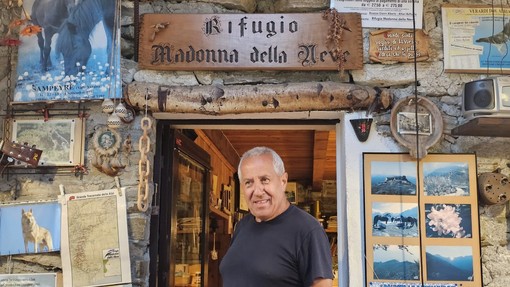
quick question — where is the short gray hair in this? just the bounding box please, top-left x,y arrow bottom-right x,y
237,146 -> 285,180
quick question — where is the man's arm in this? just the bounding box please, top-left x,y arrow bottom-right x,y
311,278 -> 333,287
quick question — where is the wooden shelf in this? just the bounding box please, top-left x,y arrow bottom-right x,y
451,117 -> 510,137
209,207 -> 230,221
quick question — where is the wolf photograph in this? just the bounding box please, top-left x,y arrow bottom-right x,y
0,202 -> 61,255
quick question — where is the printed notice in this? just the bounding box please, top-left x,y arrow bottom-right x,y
0,273 -> 56,287
59,188 -> 132,287
442,4 -> 510,73
333,0 -> 423,28
369,29 -> 429,63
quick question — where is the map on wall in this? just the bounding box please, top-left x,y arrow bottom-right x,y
59,188 -> 131,287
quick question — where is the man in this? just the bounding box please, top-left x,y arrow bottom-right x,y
220,146 -> 334,287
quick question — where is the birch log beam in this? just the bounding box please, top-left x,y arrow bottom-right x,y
125,81 -> 392,115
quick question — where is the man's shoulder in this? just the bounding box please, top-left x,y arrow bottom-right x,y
287,205 -> 324,227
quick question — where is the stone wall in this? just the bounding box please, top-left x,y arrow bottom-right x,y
1,0 -> 510,286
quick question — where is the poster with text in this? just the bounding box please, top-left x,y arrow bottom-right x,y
332,0 -> 423,29
0,273 -> 56,287
13,0 -> 121,102
59,188 -> 131,287
442,4 -> 510,74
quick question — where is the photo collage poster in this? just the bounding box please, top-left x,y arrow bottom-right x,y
13,0 -> 121,102
363,153 -> 481,287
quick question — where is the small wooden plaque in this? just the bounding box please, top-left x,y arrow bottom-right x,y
369,29 -> 429,63
139,13 -> 363,71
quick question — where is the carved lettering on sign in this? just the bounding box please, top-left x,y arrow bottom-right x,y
369,29 -> 429,63
139,13 -> 363,71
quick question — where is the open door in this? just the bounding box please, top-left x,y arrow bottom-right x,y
150,124 -> 211,287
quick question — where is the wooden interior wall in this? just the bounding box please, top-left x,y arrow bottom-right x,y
193,130 -> 237,287
194,130 -> 237,205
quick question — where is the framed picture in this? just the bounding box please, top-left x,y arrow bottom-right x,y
0,201 -> 61,255
397,112 -> 432,135
363,153 -> 481,287
10,118 -> 85,166
442,4 -> 510,74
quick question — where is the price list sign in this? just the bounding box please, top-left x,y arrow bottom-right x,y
332,0 -> 423,29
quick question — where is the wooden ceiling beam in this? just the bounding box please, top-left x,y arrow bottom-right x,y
200,129 -> 240,169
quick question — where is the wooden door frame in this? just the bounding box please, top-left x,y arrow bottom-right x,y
150,111 -> 346,286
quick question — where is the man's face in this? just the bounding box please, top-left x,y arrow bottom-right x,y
240,153 -> 289,222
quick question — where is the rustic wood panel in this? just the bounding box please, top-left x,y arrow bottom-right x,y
126,81 -> 392,115
312,131 -> 329,191
324,130 -> 337,181
194,129 -> 336,201
194,130 -> 236,202
222,129 -> 314,182
139,13 -> 363,71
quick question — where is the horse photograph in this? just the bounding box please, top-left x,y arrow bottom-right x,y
13,0 -> 121,102
371,202 -> 419,238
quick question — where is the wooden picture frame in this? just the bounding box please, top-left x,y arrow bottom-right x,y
363,153 -> 481,287
11,118 -> 85,166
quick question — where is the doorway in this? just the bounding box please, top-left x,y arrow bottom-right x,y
150,115 -> 341,287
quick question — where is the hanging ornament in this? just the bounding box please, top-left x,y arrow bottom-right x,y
114,102 -> 128,118
107,113 -> 122,129
390,96 -> 443,159
350,118 -> 373,142
120,105 -> 136,124
91,126 -> 126,176
102,98 -> 115,114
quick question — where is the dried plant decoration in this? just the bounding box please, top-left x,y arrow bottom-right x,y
322,8 -> 351,74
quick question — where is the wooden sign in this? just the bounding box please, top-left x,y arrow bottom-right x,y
138,13 -> 363,71
369,29 -> 429,63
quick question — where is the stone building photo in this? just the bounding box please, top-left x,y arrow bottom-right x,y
1,0 -> 510,286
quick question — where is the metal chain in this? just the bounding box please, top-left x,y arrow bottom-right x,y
137,116 -> 152,211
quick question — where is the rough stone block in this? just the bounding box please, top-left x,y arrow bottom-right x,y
274,0 -> 329,12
